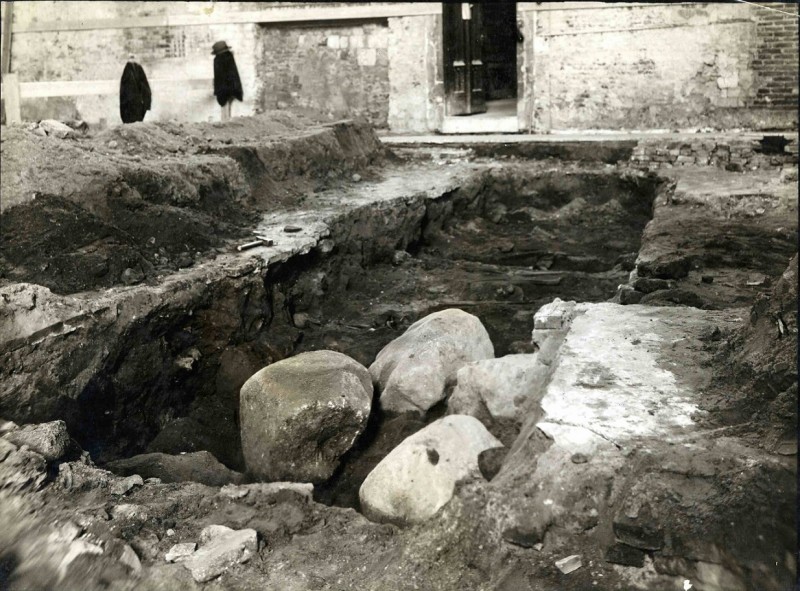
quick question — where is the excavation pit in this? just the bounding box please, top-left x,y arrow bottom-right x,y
1,118 -> 796,591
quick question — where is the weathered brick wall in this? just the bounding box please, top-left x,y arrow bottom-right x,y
752,3 -> 799,109
255,22 -> 390,127
6,2 -> 797,131
629,134 -> 799,171
528,3 -> 798,132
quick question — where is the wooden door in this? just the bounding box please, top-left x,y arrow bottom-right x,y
444,3 -> 487,116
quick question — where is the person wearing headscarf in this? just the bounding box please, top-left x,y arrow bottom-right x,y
212,41 -> 243,121
119,54 -> 152,124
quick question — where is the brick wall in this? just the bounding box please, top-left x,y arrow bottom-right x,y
752,3 -> 799,109
6,2 -> 798,132
528,3 -> 798,132
629,134 -> 798,171
255,22 -> 390,127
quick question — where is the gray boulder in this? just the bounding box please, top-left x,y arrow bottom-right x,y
5,420 -> 71,462
240,350 -> 372,483
359,415 -> 503,526
106,451 -> 245,486
447,354 -> 547,445
370,309 -> 494,416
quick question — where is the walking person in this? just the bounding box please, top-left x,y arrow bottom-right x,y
119,54 -> 151,123
212,41 -> 243,121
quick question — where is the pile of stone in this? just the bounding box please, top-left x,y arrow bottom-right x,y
236,307 -> 556,527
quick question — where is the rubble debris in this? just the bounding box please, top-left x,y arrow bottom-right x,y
555,554 -> 582,574
4,420 -> 71,462
283,225 -> 302,233
166,542 -> 197,563
182,526 -> 258,583
110,474 -> 144,496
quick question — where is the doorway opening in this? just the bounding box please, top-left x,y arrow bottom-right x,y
442,2 -> 518,133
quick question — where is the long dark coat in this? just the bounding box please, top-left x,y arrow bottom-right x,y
214,51 -> 244,107
120,62 -> 152,123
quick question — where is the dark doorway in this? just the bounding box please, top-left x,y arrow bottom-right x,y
443,2 -> 517,118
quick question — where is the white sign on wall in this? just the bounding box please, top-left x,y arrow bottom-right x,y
462,3 -> 471,21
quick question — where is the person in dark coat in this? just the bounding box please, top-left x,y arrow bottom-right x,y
119,55 -> 152,124
212,41 -> 243,121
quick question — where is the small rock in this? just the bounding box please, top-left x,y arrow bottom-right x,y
177,253 -> 193,268
5,420 -> 71,462
219,484 -> 249,499
478,447 -> 507,481
145,477 -> 162,484
165,542 -> 197,563
352,173 -> 362,182
617,285 -> 644,305
110,504 -> 148,520
571,453 -> 589,464
119,544 -> 142,573
701,275 -> 714,284
292,312 -> 310,329
111,474 -> 144,496
108,140 -> 119,149
166,529 -> 176,537
613,518 -> 664,551
605,543 -> 645,567
392,250 -> 412,266
555,554 -> 582,574
0,420 -> 19,434
283,225 -> 302,233
121,267 -> 144,285
182,527 -> 257,583
745,273 -> 767,286
39,119 -> 76,139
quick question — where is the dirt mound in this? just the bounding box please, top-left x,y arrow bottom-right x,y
703,253 -> 798,451
0,114 -> 386,294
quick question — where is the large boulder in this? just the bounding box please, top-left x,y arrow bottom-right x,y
369,309 -> 494,416
447,354 -> 547,446
240,350 -> 372,483
359,415 -> 503,526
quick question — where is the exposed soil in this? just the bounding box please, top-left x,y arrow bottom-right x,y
0,117 -> 796,591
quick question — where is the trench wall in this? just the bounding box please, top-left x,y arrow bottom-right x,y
6,2 -> 796,131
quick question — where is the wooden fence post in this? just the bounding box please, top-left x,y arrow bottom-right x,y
3,72 -> 21,123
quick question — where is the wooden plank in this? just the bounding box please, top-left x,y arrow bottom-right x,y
12,3 -> 442,34
518,2 -> 681,12
3,72 -> 21,122
2,1 -> 13,74
17,78 -> 214,98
